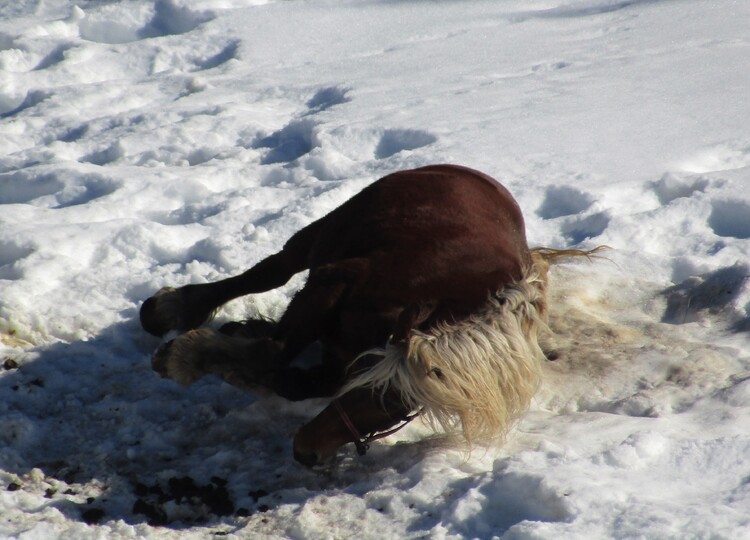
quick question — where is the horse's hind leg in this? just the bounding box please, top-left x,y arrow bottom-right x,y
140,224 -> 320,337
152,327 -> 340,400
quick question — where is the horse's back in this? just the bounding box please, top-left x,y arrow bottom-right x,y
301,164 -> 530,311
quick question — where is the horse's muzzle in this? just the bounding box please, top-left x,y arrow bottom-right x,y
292,425 -> 339,467
293,448 -> 320,467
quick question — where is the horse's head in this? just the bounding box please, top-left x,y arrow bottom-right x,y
293,274 -> 552,466
292,387 -> 412,466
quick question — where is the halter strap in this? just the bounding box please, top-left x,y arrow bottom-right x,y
332,398 -> 422,456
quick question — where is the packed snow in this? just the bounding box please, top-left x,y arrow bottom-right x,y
2,0 -> 750,538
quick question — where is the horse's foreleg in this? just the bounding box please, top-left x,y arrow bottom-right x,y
151,329 -> 341,400
153,330 -> 339,399
151,328 -> 283,388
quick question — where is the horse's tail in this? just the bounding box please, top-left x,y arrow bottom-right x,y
528,245 -> 609,319
530,245 -> 609,276
338,262 -> 550,445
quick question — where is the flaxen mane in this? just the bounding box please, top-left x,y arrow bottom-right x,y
338,248 -> 604,444
339,254 -> 548,443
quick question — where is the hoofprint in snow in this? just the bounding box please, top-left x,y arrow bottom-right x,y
1,0 -> 750,538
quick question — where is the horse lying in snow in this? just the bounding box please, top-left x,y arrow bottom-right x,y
140,164 -> 594,466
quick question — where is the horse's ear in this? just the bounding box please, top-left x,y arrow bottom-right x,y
392,301 -> 438,342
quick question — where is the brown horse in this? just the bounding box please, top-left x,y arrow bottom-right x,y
140,164 -> 584,466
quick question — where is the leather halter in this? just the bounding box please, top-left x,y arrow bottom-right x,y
332,398 -> 422,456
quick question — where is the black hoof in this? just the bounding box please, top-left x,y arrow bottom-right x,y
140,295 -> 168,337
293,449 -> 320,467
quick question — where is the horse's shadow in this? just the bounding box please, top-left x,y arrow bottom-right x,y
1,319 -> 441,529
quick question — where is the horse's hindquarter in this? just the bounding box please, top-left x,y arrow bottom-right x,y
312,165 -> 530,310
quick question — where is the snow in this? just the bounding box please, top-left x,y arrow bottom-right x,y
2,0 -> 750,537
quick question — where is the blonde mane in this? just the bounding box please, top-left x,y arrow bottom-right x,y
339,253 -> 553,444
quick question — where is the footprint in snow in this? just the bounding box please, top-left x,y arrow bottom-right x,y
80,142 -> 125,167
52,174 -> 121,208
536,185 -> 594,219
191,40 -> 239,72
56,124 -> 89,144
0,169 -> 119,208
77,0 -> 214,44
375,128 -> 437,159
32,44 -> 76,71
0,171 -> 63,204
708,200 -> 750,240
535,185 -> 607,244
305,86 -> 351,115
560,212 -> 609,245
681,141 -> 750,174
0,241 -> 34,281
649,172 -> 709,206
139,0 -> 215,39
254,119 -> 320,165
0,90 -> 51,119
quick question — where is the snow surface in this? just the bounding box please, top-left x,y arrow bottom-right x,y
2,0 -> 750,537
